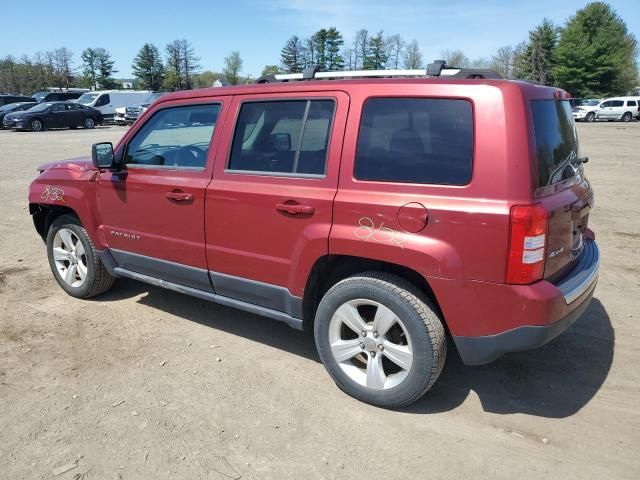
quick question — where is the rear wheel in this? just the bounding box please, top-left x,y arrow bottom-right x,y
314,273 -> 446,408
46,215 -> 115,298
84,117 -> 95,129
622,112 -> 633,122
30,118 -> 44,131
585,112 -> 596,122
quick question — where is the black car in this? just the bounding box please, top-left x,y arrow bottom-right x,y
0,94 -> 35,106
3,101 -> 103,131
31,91 -> 85,103
0,102 -> 37,127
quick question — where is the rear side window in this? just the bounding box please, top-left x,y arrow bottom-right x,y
627,100 -> 637,107
228,100 -> 335,176
354,98 -> 473,185
530,100 -> 579,187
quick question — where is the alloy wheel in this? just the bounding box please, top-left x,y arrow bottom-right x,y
52,228 -> 88,288
328,299 -> 414,390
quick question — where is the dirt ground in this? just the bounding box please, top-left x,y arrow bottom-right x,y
0,122 -> 638,480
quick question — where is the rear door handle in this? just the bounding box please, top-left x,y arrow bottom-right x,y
276,202 -> 315,215
166,190 -> 193,202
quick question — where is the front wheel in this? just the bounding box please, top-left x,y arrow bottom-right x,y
46,215 -> 115,298
84,117 -> 95,129
585,112 -> 596,122
314,273 -> 446,408
30,118 -> 44,131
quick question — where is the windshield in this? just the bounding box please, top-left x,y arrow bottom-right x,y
583,99 -> 600,106
29,102 -> 53,113
32,92 -> 48,102
77,93 -> 100,105
0,103 -> 20,112
531,100 -> 579,187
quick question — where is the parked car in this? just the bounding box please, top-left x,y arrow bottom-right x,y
574,97 -> 640,122
0,94 -> 35,106
571,99 -> 603,122
32,91 -> 86,103
4,101 -> 103,131
114,92 -> 166,125
76,90 -> 151,122
0,101 -> 37,127
27,64 -> 598,407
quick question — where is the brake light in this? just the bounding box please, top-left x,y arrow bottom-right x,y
506,204 -> 548,284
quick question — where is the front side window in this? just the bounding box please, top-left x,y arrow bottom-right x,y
95,94 -> 110,107
228,99 -> 335,176
50,103 -> 64,112
125,103 -> 220,169
354,98 -> 473,185
611,100 -> 624,107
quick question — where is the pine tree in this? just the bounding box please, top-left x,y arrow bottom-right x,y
517,19 -> 558,85
95,48 -> 117,89
325,27 -> 344,70
280,36 -> 304,73
81,48 -> 98,88
132,43 -> 165,91
554,2 -> 638,96
364,31 -> 387,70
312,29 -> 329,70
164,40 -> 184,90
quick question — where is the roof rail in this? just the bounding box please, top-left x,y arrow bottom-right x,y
255,60 -> 502,83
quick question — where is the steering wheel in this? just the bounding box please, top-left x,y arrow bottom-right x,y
173,145 -> 206,167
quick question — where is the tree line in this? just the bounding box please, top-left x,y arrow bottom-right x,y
0,2 -> 637,97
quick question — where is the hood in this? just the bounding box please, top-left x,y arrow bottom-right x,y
37,157 -> 94,173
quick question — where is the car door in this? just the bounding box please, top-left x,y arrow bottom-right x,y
96,98 -> 228,291
65,103 -> 83,126
205,91 -> 348,315
609,100 -> 624,119
47,103 -> 67,127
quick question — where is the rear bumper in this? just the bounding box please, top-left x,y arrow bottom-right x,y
435,240 -> 600,364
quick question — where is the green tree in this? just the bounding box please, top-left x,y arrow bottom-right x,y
164,40 -> 184,90
280,36 -> 305,73
81,48 -> 99,88
325,27 -> 344,70
261,65 -> 282,77
312,29 -> 329,70
554,2 -> 639,96
365,31 -> 387,69
223,51 -> 243,85
95,48 -> 117,89
517,19 -> 558,85
132,43 -> 165,91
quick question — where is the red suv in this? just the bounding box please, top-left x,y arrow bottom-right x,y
28,65 -> 599,407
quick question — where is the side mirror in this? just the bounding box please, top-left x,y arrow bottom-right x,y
270,132 -> 291,152
91,142 -> 115,169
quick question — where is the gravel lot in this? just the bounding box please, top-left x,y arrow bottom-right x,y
0,122 -> 638,479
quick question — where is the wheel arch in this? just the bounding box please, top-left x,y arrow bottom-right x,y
30,203 -> 81,242
302,254 -> 443,332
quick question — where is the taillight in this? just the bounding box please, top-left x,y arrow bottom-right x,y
506,204 -> 548,284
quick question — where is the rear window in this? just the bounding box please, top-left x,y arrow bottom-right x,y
354,98 -> 473,185
530,100 -> 579,187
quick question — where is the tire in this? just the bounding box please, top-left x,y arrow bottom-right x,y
314,272 -> 446,408
30,118 -> 44,131
84,117 -> 95,129
46,214 -> 115,298
622,112 -> 632,122
585,112 -> 596,123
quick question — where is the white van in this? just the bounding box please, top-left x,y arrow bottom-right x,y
573,96 -> 640,122
76,90 -> 151,122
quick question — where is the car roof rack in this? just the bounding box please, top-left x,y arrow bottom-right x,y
255,60 -> 502,83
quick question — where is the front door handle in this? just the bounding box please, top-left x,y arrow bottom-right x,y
276,202 -> 315,215
166,190 -> 193,202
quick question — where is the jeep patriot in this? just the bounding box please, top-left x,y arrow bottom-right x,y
28,64 -> 599,407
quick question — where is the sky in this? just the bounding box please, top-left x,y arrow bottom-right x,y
1,0 -> 638,78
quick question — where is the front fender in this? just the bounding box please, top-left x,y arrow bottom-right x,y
28,168 -> 102,247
